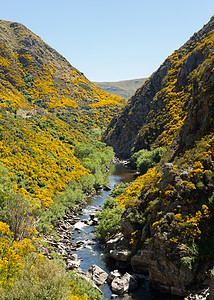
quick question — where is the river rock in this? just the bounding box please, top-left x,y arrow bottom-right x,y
66,259 -> 81,270
103,185 -> 111,191
107,270 -> 122,284
76,240 -> 84,246
106,233 -> 124,250
109,249 -> 131,262
82,218 -> 88,224
86,264 -> 108,286
92,217 -> 98,225
111,272 -> 139,295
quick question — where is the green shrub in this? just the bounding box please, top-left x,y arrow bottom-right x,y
96,197 -> 124,241
181,242 -> 199,269
110,182 -> 129,198
0,257 -> 102,300
131,147 -> 165,174
37,179 -> 85,234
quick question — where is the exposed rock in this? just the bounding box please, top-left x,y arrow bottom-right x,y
209,270 -> 214,300
158,163 -> 176,190
102,17 -> 214,158
109,249 -> 131,262
86,265 -> 108,286
148,233 -> 196,295
131,249 -> 151,273
107,270 -> 122,284
121,208 -> 137,238
66,259 -> 81,270
106,233 -> 124,250
111,272 -> 139,295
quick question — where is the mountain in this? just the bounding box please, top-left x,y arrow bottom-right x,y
102,16 -> 214,158
0,20 -> 125,296
93,78 -> 147,100
0,19 -> 126,207
0,20 -> 125,122
101,16 -> 214,296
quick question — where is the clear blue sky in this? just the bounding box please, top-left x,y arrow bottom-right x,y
1,0 -> 214,81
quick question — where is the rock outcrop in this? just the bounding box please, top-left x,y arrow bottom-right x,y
102,16 -> 214,158
86,265 -> 108,286
110,272 -> 139,295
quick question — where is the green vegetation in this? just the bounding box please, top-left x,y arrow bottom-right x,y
131,147 -> 165,174
0,19 -> 124,299
0,258 -> 102,300
96,197 -> 125,242
100,16 -> 214,293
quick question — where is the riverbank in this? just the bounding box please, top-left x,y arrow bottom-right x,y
39,163 -> 189,299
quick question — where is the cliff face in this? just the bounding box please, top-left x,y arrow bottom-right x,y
102,16 -> 214,158
101,16 -> 214,296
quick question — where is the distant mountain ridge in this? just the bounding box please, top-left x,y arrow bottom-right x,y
93,78 -> 147,100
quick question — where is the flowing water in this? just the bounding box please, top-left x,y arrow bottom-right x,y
70,163 -> 181,300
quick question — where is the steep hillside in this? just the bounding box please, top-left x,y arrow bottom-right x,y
93,78 -> 147,100
0,20 -> 125,131
0,20 -> 124,297
0,19 -> 126,207
103,16 -> 214,158
100,16 -> 214,296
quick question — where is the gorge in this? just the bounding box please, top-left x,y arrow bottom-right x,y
0,14 -> 214,300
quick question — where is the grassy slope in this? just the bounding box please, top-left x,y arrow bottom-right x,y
93,78 -> 147,100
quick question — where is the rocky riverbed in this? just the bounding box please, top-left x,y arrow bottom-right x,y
39,163 -> 214,299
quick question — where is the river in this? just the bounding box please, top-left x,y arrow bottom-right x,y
70,163 -> 181,300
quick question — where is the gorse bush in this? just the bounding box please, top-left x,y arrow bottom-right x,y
0,257 -> 102,300
131,147 -> 165,174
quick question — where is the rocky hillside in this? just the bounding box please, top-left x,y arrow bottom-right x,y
100,16 -> 214,296
102,16 -> 214,158
93,78 -> 147,100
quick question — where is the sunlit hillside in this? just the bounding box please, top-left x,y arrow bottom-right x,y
101,16 -> 214,296
0,19 -> 124,298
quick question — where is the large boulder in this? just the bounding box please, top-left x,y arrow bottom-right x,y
111,272 -> 138,295
109,249 -> 131,262
106,233 -> 124,250
86,264 -> 108,286
107,270 -> 121,285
